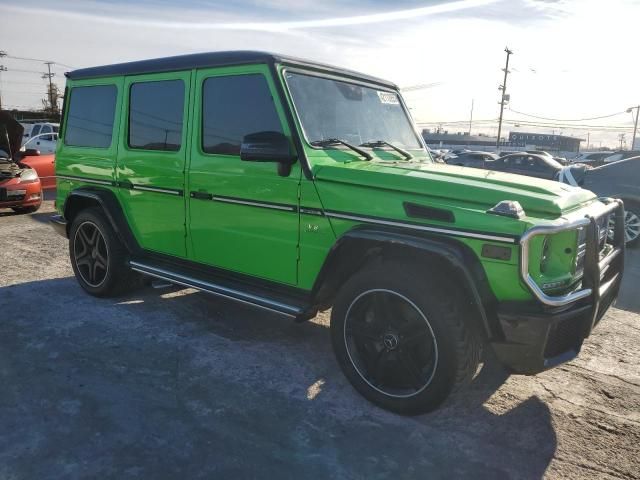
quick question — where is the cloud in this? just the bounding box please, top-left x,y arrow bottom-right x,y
3,0 -> 500,31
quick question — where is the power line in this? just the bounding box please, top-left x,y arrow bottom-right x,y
4,54 -> 76,70
507,107 -> 628,122
4,68 -> 44,74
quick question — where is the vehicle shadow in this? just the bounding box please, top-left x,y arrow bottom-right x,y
0,276 -> 557,479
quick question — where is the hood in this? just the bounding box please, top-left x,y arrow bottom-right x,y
314,161 -> 597,218
0,111 -> 24,158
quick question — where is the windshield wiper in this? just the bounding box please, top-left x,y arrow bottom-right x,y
359,140 -> 413,160
310,138 -> 372,161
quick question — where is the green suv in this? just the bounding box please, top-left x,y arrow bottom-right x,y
51,51 -> 625,414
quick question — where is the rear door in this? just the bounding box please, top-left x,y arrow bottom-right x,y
116,72 -> 191,258
187,65 -> 301,285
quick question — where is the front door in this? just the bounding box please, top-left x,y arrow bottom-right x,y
187,65 -> 301,285
116,72 -> 191,257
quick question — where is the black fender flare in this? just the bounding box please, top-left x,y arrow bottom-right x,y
63,187 -> 140,253
310,225 -> 499,339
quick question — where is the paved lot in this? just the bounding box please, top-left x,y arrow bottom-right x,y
1,197 -> 639,479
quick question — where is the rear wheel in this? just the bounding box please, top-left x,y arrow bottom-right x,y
330,262 -> 482,415
69,207 -> 140,297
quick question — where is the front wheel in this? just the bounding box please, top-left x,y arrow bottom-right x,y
623,203 -> 640,247
330,262 -> 482,415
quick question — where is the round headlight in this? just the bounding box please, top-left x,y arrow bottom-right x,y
20,168 -> 38,183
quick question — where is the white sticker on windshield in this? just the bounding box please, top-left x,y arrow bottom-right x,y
377,91 -> 399,104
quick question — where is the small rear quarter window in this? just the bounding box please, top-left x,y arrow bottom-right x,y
65,85 -> 117,148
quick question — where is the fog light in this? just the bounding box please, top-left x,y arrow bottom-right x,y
29,193 -> 41,200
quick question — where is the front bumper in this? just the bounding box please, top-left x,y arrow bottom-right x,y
491,199 -> 625,374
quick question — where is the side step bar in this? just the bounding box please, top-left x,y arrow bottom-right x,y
129,260 -> 306,318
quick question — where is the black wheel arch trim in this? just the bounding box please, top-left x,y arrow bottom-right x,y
310,225 -> 499,339
63,187 -> 141,253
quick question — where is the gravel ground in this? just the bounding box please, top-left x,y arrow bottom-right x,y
1,196 -> 638,479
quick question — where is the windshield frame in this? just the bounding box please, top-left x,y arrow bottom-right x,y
281,67 -> 427,155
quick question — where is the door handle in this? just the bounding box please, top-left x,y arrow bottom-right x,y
118,179 -> 134,189
190,191 -> 212,200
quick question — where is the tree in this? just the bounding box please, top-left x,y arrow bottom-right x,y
41,83 -> 62,118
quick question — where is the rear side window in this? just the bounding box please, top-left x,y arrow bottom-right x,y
129,80 -> 184,151
202,74 -> 283,155
65,85 -> 117,148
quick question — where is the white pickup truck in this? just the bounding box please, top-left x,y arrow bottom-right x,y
21,122 -> 59,154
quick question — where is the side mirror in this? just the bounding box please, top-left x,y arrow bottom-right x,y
240,131 -> 296,177
240,130 -> 295,164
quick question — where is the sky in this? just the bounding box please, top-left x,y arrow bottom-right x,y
1,0 -> 639,148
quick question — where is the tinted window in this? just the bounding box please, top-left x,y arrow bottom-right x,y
31,125 -> 41,137
65,85 -> 117,148
202,74 -> 282,155
129,80 -> 184,151
41,125 -> 53,141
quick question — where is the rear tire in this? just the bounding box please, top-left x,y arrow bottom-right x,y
330,262 -> 482,415
69,207 -> 140,297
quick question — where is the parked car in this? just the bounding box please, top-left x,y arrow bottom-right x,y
525,150 -> 567,165
571,151 -> 612,167
21,125 -> 59,154
18,149 -> 56,190
51,51 -> 624,415
0,112 -> 43,213
560,157 -> 640,246
445,151 -> 498,167
603,150 -> 640,164
485,153 -> 584,181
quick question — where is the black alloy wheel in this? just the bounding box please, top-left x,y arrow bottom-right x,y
73,221 -> 109,287
344,289 -> 438,398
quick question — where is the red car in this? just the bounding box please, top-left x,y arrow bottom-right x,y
0,111 -> 43,213
20,151 -> 55,190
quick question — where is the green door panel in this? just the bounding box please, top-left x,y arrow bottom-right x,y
116,71 -> 191,257
55,77 -> 124,209
187,65 -> 301,285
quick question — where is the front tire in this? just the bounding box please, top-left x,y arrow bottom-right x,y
623,201 -> 640,247
330,262 -> 482,415
69,207 -> 140,297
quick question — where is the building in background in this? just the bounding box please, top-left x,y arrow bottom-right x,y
421,131 -> 499,149
508,132 -> 583,153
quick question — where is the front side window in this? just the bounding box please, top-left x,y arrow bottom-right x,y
65,85 -> 117,148
129,79 -> 184,151
202,74 -> 283,155
285,71 -> 422,150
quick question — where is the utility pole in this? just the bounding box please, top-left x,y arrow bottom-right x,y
42,61 -> 56,116
0,50 -> 6,111
0,65 -> 6,111
496,47 -> 513,149
468,98 -> 474,136
627,105 -> 639,150
619,133 -> 626,150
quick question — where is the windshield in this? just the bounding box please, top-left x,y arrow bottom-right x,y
284,71 -> 422,151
